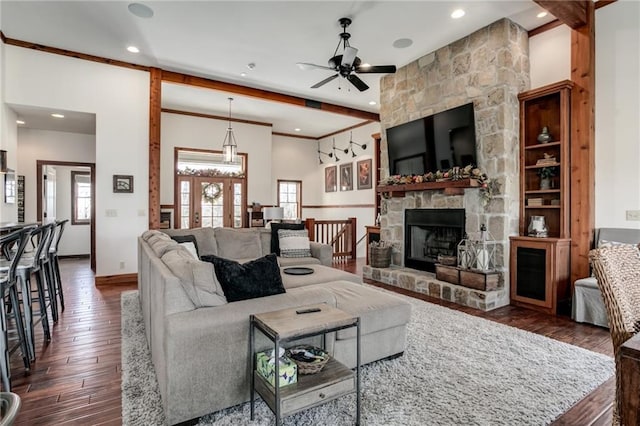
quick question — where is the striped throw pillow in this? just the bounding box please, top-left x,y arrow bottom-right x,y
278,229 -> 311,258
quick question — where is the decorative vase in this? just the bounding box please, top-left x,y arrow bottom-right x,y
537,126 -> 552,144
528,215 -> 548,237
540,177 -> 551,190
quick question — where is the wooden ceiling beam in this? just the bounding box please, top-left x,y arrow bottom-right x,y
161,70 -> 379,122
534,0 -> 589,29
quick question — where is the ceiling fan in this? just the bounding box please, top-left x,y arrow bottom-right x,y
297,17 -> 397,92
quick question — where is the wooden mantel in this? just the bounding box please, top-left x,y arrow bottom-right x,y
376,178 -> 481,197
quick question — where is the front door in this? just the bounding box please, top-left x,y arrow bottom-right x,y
177,176 -> 245,229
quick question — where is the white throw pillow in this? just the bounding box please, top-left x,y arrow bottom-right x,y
278,229 -> 311,258
179,241 -> 199,259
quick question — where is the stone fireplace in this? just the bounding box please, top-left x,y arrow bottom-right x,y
366,18 -> 530,311
405,208 -> 465,273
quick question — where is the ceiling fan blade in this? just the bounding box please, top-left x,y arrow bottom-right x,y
311,74 -> 339,89
341,47 -> 358,67
347,74 -> 369,92
297,62 -> 336,71
356,65 -> 397,74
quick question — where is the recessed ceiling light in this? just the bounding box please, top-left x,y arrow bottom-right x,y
127,46 -> 140,53
246,63 -> 256,70
128,3 -> 154,19
537,11 -> 548,18
240,72 -> 247,77
51,113 -> 65,118
360,63 -> 371,69
369,101 -> 377,106
451,9 -> 465,19
16,120 -> 25,125
393,38 -> 413,49
294,128 -> 301,132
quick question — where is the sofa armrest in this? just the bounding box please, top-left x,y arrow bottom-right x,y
310,241 -> 332,266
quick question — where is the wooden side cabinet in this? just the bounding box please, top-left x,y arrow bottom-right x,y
620,334 -> 640,425
365,226 -> 380,265
509,236 -> 571,315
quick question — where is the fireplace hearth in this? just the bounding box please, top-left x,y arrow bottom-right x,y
405,209 -> 465,272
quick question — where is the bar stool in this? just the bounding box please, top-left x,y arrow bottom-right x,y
8,224 -> 54,360
47,220 -> 68,315
0,227 -> 36,391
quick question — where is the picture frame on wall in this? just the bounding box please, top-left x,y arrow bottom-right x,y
340,162 -> 353,191
357,158 -> 373,190
324,166 -> 337,193
113,175 -> 134,193
4,172 -> 16,204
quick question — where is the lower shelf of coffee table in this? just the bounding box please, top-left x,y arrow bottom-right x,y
254,357 -> 355,417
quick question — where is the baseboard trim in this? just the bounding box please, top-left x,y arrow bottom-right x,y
95,273 -> 137,286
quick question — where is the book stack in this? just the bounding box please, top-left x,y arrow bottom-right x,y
536,155 -> 557,166
528,198 -> 543,206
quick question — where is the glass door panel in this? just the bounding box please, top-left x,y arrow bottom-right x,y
199,180 -> 224,228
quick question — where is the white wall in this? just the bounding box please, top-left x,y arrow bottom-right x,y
5,46 -> 149,276
0,107 -> 17,222
594,1 -> 640,228
529,3 -> 640,229
160,112 -> 272,206
17,128 -> 95,222
529,25 -> 571,89
308,122 -> 380,257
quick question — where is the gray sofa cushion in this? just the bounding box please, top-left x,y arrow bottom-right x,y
278,256 -> 322,267
149,236 -> 178,257
161,247 -> 227,308
215,228 -> 262,259
164,227 -> 218,257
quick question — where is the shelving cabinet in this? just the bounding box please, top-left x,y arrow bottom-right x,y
510,80 -> 573,315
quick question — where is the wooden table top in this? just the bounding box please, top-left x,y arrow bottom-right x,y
253,304 -> 357,341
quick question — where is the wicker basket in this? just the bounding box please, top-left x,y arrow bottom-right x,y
369,246 -> 392,268
285,345 -> 330,375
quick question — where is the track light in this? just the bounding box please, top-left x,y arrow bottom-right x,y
317,141 -> 333,164
344,131 -> 367,157
332,138 -> 341,162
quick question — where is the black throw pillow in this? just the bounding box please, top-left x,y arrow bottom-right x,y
170,235 -> 200,258
200,254 -> 285,302
270,223 -> 305,255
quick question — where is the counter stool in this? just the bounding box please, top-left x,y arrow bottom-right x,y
0,227 -> 36,390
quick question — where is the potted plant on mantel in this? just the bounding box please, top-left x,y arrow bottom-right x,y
537,167 -> 557,190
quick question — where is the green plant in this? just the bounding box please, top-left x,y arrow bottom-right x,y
537,167 -> 557,179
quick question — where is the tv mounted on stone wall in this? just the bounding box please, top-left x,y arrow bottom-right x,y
386,102 -> 477,176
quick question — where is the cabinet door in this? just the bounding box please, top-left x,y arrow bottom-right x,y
510,239 -> 553,310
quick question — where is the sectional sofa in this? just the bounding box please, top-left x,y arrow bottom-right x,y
137,227 -> 412,424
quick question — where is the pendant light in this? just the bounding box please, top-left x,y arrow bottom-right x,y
222,97 -> 238,163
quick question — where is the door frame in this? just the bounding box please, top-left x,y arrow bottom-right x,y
36,160 -> 96,271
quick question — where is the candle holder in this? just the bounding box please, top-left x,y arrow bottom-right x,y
457,224 -> 497,272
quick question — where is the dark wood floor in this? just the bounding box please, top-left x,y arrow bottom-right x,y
8,258 -> 613,425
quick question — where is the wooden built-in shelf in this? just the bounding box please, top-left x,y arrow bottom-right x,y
524,163 -> 561,170
524,141 -> 562,150
376,178 -> 480,197
525,189 -> 561,195
525,206 -> 561,209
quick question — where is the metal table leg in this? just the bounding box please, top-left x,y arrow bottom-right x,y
249,315 -> 255,420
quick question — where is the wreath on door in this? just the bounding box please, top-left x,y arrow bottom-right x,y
202,183 -> 223,204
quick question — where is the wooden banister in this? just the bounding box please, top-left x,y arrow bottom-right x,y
305,217 -> 357,261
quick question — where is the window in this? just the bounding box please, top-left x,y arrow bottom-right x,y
278,180 -> 301,220
72,171 -> 91,225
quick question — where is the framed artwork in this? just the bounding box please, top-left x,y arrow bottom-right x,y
324,166 -> 337,193
340,163 -> 353,191
113,175 -> 134,193
357,158 -> 373,189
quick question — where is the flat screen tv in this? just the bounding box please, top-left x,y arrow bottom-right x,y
386,103 -> 477,175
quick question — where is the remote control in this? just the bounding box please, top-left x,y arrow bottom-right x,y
296,308 -> 321,314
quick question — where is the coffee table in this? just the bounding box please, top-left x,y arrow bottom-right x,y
249,303 -> 361,425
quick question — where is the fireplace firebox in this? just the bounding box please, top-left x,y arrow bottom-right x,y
404,209 -> 465,272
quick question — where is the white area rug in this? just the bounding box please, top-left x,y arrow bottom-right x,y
121,289 -> 613,425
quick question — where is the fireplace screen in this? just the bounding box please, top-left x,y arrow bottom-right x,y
404,208 -> 465,272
